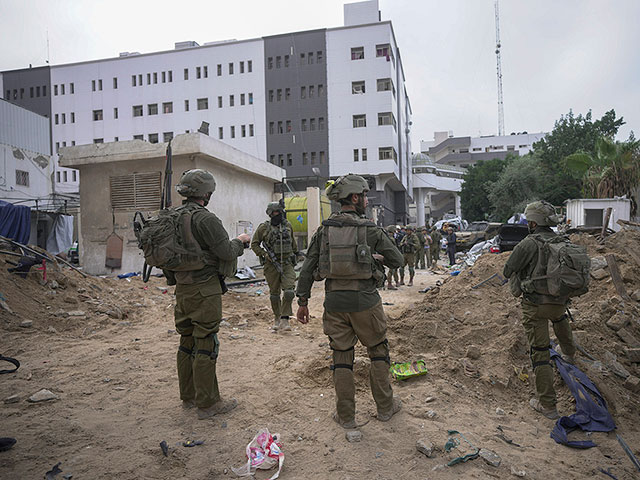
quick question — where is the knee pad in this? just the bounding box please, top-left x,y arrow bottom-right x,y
283,289 -> 295,302
331,346 -> 355,371
551,314 -> 568,324
178,335 -> 194,356
530,344 -> 550,370
270,293 -> 281,302
194,333 -> 219,360
368,339 -> 390,364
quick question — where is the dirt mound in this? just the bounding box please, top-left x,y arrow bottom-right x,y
389,230 -> 640,424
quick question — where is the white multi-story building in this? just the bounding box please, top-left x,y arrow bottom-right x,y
1,0 -> 413,225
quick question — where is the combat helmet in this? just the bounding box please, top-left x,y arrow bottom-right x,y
266,201 -> 284,216
325,174 -> 369,201
524,200 -> 562,226
176,169 -> 216,198
386,225 -> 397,233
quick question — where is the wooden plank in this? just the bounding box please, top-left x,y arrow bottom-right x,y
628,249 -> 640,270
606,254 -> 633,302
599,207 -> 613,243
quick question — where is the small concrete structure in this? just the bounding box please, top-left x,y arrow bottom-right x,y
59,133 -> 285,275
565,197 -> 631,232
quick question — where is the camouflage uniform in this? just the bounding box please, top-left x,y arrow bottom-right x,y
385,226 -> 399,289
503,201 -> 576,416
430,227 -> 442,265
414,230 -> 426,269
399,228 -> 420,285
251,209 -> 298,330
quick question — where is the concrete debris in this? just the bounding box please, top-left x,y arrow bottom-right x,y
591,268 -> 609,280
625,347 -> 640,363
479,448 -> 501,467
49,280 -> 60,289
19,320 -> 33,328
604,351 -> 631,379
426,410 -> 437,419
66,310 -> 86,317
605,312 -> 630,331
4,394 -> 20,404
229,334 -> 244,340
416,438 -> 434,457
465,345 -> 481,360
617,328 -> 640,348
510,466 -> 526,477
219,320 -> 231,328
623,376 -> 640,392
63,295 -> 78,304
495,407 -> 506,416
28,389 -> 59,403
590,256 -> 608,271
631,289 -> 640,302
345,431 -> 363,442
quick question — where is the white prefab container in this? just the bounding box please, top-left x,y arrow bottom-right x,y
565,198 -> 631,232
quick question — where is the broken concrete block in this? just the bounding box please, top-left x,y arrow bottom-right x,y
625,348 -> 640,363
66,310 -> 86,317
590,256 -> 607,270
631,289 -> 640,302
28,389 -> 59,402
606,312 -> 629,331
617,328 -> 640,348
19,320 -> 33,328
479,448 -> 501,467
591,268 -> 609,280
465,345 -> 481,360
345,431 -> 362,442
416,439 -> 434,457
623,376 -> 640,393
4,394 -> 20,404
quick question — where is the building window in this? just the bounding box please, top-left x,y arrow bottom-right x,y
218,127 -> 224,139
379,147 -> 397,161
361,148 -> 367,161
352,81 -> 365,94
138,74 -> 142,85
284,55 -> 289,67
55,114 -> 59,125
320,151 -> 326,164
133,105 -> 143,117
113,108 -> 118,119
148,133 -> 158,143
54,85 -> 58,96
20,88 -> 24,99
247,60 -> 252,72
147,73 -> 151,85
268,90 -> 274,102
162,71 -> 166,83
240,61 -> 244,73
241,125 -> 246,137
267,57 -> 273,69
204,66 -> 208,78
184,68 -> 189,80
196,67 -> 201,79
72,171 -> 77,181
276,56 -> 281,68
133,134 -> 143,140
519,144 -> 528,148
354,149 -> 359,162
301,119 -> 307,132
249,124 -> 254,136
15,170 -> 29,187
269,155 -> 275,164
93,138 -> 104,144
353,114 -> 366,128
91,80 -> 96,92
229,95 -> 234,107
285,88 -> 290,100
132,75 -> 137,86
71,112 -> 75,123
318,84 -> 324,96
197,98 -> 208,110
162,102 -> 173,114
351,46 -> 364,60
168,70 -> 173,82
62,114 -> 67,124
377,78 -> 394,95
278,154 -> 284,167
378,112 -> 396,128
301,86 -> 306,99
249,92 -> 253,104
230,126 -> 235,138
185,100 -> 190,111
153,72 -> 158,84
376,43 -> 393,62
56,171 -> 60,182
317,50 -> 323,63
93,109 -> 103,121
287,154 -> 292,166
300,52 -> 305,64
277,121 -> 283,134
302,152 -> 308,165
70,83 -> 74,94
55,142 -> 59,152
98,79 -> 102,90
163,132 -> 173,142
269,122 -> 274,134
110,171 -> 162,210
148,104 -> 158,115
218,96 -> 223,108
30,87 -> 34,98
507,145 -> 516,151
113,77 -> 118,89
277,89 -> 282,101
309,85 -> 315,98
217,64 -> 222,76
308,52 -> 314,64
286,120 -> 291,133
310,118 -> 316,131
63,171 -> 68,182
311,152 -> 317,164
240,93 -> 245,105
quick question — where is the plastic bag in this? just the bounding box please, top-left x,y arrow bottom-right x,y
231,428 -> 283,479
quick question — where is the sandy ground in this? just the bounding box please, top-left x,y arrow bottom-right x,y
1,239 -> 640,479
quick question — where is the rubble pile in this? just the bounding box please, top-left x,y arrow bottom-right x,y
391,229 -> 640,424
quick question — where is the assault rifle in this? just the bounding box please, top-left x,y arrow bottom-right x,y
261,241 -> 284,275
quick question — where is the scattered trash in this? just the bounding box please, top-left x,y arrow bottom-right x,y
117,272 -> 139,279
471,273 -> 507,290
478,448 -> 501,467
160,440 -> 169,457
375,452 -> 383,458
182,440 -> 205,447
418,287 -> 432,293
450,271 -> 460,276
513,365 -> 529,382
444,430 -> 479,466
235,266 -> 257,280
390,360 -> 428,380
496,425 -> 522,448
232,428 -> 283,479
425,396 -> 436,403
426,410 -> 437,419
44,462 -> 63,480
495,407 -> 505,416
0,355 -> 20,374
382,302 -> 394,306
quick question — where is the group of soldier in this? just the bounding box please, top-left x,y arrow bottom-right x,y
165,168 -> 577,427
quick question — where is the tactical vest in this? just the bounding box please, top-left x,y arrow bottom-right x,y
401,234 -> 417,254
315,213 -> 383,291
264,221 -> 294,256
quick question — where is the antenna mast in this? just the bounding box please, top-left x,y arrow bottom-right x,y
494,0 -> 505,136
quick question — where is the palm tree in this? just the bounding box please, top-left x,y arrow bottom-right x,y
565,137 -> 640,215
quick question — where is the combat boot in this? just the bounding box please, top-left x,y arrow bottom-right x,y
386,281 -> 397,290
197,398 -> 238,419
408,275 -> 414,287
271,316 -> 280,331
529,398 -> 559,419
280,316 -> 292,331
399,276 -> 405,286
377,397 -> 402,422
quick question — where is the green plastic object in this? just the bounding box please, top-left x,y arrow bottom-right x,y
389,360 -> 428,380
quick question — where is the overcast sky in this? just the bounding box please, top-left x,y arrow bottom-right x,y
1,0 -> 638,147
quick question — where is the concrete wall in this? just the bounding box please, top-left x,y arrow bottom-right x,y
60,133 -> 283,275
565,198 -> 631,232
1,66 -> 52,119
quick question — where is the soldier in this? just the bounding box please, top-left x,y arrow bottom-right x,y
503,200 -> 576,419
430,226 -> 442,268
445,226 -> 457,266
165,169 -> 250,419
414,227 -> 426,270
385,225 -> 399,290
399,225 -> 420,286
296,174 -> 404,429
422,227 -> 433,269
251,202 -> 298,331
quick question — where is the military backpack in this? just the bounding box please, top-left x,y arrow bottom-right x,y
521,234 -> 590,298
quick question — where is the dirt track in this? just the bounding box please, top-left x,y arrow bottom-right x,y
1,237 -> 640,479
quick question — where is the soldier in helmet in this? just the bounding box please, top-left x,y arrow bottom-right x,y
296,174 -> 404,429
430,225 -> 442,268
385,225 -> 399,290
503,200 -> 576,420
251,201 -> 299,331
414,227 -> 426,270
165,169 -> 250,420
399,226 -> 420,286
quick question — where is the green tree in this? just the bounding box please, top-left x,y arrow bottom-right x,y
460,157 -> 511,221
532,109 -> 625,205
488,154 -> 543,222
565,136 -> 640,215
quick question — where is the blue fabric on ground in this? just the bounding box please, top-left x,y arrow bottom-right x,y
0,200 -> 31,244
550,347 -> 616,448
